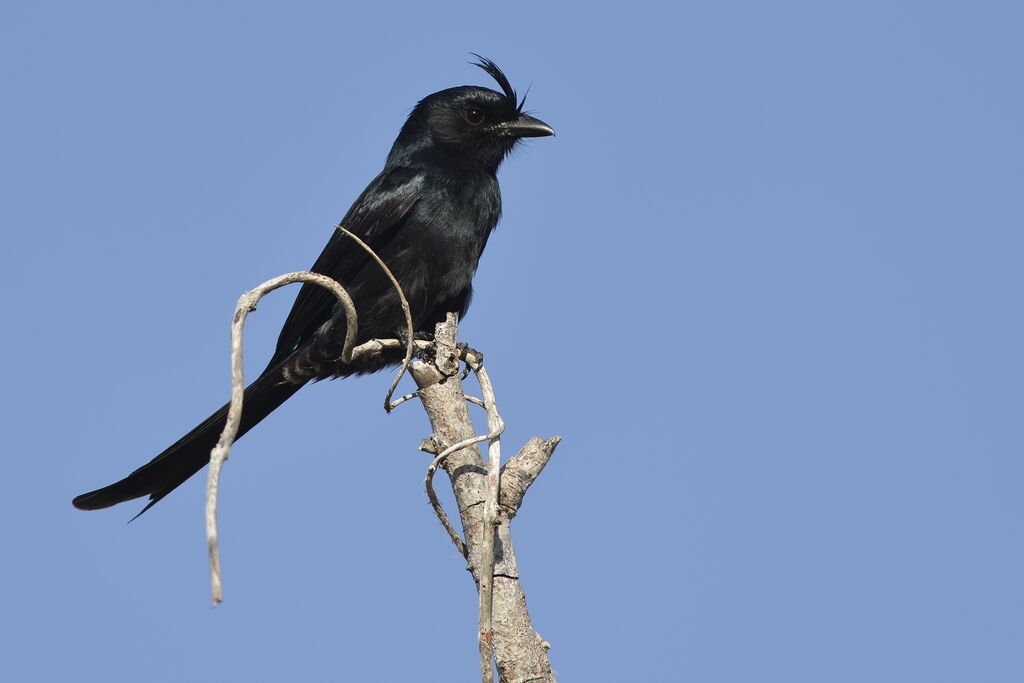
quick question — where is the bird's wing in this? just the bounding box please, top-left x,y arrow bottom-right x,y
268,166 -> 424,366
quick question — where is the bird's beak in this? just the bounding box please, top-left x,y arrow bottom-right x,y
496,113 -> 555,138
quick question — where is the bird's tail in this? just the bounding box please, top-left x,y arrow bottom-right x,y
72,361 -> 304,517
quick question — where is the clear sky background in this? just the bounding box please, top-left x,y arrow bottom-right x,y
2,1 -> 1021,681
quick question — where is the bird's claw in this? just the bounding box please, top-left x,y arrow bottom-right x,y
457,343 -> 483,378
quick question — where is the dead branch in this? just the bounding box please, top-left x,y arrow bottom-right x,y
206,270 -> 358,605
207,224 -> 416,605
204,259 -> 559,681
334,225 -> 414,411
411,314 -> 559,683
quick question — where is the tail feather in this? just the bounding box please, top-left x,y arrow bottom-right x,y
72,364 -> 304,516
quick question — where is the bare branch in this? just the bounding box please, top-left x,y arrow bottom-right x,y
335,225 -> 414,412
206,271 -> 358,606
205,223 -> 417,606
499,437 -> 561,518
412,315 -> 557,683
424,430 -> 487,559
475,364 -> 504,683
203,267 -> 558,680
422,375 -> 505,562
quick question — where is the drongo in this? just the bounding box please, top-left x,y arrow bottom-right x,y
73,56 -> 554,516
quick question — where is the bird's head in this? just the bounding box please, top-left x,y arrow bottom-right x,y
389,56 -> 555,172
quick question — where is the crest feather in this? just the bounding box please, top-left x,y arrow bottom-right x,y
470,54 -> 523,112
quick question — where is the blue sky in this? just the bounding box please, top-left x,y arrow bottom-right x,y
2,1 -> 1022,681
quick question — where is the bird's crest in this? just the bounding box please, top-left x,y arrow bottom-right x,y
470,54 -> 525,112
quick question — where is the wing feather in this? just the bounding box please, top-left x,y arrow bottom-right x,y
267,166 -> 423,367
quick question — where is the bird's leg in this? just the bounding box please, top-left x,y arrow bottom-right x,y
457,342 -> 483,379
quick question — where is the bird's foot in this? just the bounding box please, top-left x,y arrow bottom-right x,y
457,342 -> 483,378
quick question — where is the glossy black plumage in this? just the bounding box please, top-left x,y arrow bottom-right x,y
72,57 -> 553,515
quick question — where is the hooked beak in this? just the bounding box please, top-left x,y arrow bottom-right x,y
495,113 -> 555,138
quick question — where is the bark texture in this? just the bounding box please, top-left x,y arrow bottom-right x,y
411,314 -> 558,683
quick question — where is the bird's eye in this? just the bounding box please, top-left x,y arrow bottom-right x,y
464,107 -> 485,125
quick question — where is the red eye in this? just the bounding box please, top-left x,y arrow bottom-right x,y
464,107 -> 485,125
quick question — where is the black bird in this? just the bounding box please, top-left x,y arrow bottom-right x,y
73,57 -> 554,516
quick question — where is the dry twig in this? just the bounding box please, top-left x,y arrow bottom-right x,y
206,271 -> 357,605
207,226 -> 415,605
335,225 -> 415,411
474,363 -> 504,683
